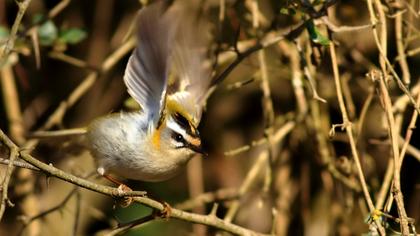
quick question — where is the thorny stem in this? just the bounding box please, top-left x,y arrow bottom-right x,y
329,36 -> 386,236
250,0 -> 275,196
0,135 -> 19,221
373,71 -> 410,235
366,0 -> 420,115
0,0 -> 32,65
395,10 -> 411,84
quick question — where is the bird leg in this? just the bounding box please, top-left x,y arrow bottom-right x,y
102,174 -> 134,207
102,174 -> 132,191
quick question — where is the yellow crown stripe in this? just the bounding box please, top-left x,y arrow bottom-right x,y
166,98 -> 193,123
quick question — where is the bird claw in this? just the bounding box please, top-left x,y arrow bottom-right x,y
101,174 -> 147,207
117,184 -> 133,208
117,184 -> 133,193
156,202 -> 172,219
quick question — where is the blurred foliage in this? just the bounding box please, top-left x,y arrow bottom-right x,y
34,14 -> 87,50
305,20 -> 330,46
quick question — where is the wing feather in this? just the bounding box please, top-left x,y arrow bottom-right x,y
123,2 -> 178,124
170,10 -> 211,124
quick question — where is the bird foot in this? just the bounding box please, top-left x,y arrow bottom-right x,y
117,183 -> 133,193
116,184 -> 134,207
155,201 -> 172,219
101,174 -> 147,207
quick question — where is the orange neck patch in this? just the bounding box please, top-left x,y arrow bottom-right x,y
152,127 -> 161,149
151,118 -> 166,150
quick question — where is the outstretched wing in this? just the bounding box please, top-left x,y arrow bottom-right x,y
170,11 -> 211,125
123,2 -> 178,126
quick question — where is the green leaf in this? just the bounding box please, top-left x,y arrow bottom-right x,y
59,28 -> 87,44
32,13 -> 45,25
279,7 -> 296,15
280,8 -> 289,15
306,20 -> 330,46
313,0 -> 324,6
0,26 -> 9,41
37,20 -> 58,46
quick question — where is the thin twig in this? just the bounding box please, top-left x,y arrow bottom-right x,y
310,99 -> 361,192
17,187 -> 79,236
46,37 -> 135,130
281,41 -> 307,116
107,214 -> 156,236
0,63 -> 25,223
375,158 -> 394,211
0,65 -> 25,144
223,120 -> 296,222
175,188 -> 238,210
328,35 -> 386,235
372,70 -> 410,234
209,20 -> 308,88
48,0 -> 71,19
224,151 -> 269,223
272,151 -> 298,235
374,0 -> 387,73
0,157 -> 39,171
73,191 -> 81,236
224,119 -> 296,157
395,11 -> 411,84
30,128 -> 87,138
48,52 -> 91,69
187,156 -> 206,235
366,0 -> 420,115
406,46 -> 420,57
250,0 -> 275,194
295,41 -> 326,103
320,17 -> 373,33
398,88 -> 420,168
0,0 -> 32,65
356,89 -> 375,140
341,74 -> 356,120
400,137 -> 420,163
392,81 -> 420,113
0,132 -> 19,221
27,0 -> 71,68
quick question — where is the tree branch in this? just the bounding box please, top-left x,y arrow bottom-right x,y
0,129 -> 269,236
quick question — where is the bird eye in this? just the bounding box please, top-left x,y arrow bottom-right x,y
174,133 -> 184,143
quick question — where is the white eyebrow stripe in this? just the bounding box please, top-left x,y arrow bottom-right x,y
167,117 -> 199,146
167,118 -> 187,137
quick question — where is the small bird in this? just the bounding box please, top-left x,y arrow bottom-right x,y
86,1 -> 210,183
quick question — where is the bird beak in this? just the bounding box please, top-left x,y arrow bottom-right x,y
187,129 -> 207,156
189,142 -> 207,156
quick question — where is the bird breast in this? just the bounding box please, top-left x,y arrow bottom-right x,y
86,112 -> 192,181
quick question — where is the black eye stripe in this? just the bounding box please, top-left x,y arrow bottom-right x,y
173,112 -> 189,127
171,132 -> 185,144
173,112 -> 196,137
